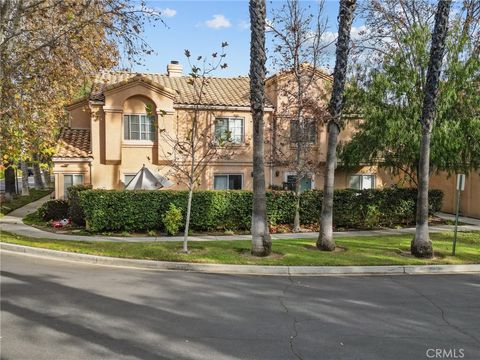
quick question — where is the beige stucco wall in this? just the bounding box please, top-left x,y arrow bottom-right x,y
53,161 -> 91,199
68,102 -> 91,129
430,171 -> 480,219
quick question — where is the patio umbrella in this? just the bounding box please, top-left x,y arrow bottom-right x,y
125,165 -> 173,190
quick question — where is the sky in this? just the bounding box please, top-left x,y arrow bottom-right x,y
131,1 -> 366,77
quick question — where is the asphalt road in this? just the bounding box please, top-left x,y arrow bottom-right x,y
1,252 -> 479,360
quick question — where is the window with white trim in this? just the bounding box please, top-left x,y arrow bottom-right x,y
214,174 -> 243,190
214,117 -> 244,143
349,174 -> 376,190
124,114 -> 156,141
64,174 -> 84,198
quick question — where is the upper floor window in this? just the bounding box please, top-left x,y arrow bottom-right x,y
290,119 -> 317,144
124,114 -> 156,141
349,174 -> 376,190
215,117 -> 244,144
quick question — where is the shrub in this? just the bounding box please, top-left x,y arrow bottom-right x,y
39,200 -> 69,221
78,187 -> 444,232
67,184 -> 92,226
162,204 -> 183,235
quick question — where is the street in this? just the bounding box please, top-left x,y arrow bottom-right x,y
1,252 -> 479,360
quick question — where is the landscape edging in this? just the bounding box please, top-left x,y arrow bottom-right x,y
2,242 -> 480,276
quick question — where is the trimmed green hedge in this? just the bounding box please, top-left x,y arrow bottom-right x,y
38,200 -> 69,221
79,187 -> 443,232
67,184 -> 92,225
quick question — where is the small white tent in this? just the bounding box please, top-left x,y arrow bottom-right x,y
125,165 -> 173,190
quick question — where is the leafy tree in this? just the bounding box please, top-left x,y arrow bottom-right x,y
250,0 -> 271,256
267,0 -> 330,232
317,0 -> 357,251
158,44 -> 232,253
0,0 -> 162,195
341,0 -> 479,183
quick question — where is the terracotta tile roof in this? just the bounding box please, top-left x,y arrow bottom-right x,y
92,71 -> 273,108
55,128 -> 91,159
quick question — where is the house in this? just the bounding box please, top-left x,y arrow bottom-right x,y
52,61 -> 394,199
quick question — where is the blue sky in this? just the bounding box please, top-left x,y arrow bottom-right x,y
132,1 -> 366,77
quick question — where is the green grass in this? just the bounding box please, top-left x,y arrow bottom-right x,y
1,230 -> 479,266
1,189 -> 52,216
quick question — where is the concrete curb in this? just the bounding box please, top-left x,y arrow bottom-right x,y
2,242 -> 480,276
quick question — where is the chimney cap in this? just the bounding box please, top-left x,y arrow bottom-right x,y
170,60 -> 179,65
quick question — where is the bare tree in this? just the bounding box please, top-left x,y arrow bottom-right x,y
249,0 -> 271,256
267,0 -> 330,232
412,0 -> 452,258
158,44 -> 232,253
317,0 -> 356,251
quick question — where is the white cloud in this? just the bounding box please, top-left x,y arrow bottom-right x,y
205,14 -> 231,29
238,20 -> 250,31
161,8 -> 177,17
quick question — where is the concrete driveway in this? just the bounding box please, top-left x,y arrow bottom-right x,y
1,252 -> 479,360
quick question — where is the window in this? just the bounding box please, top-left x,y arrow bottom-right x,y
64,174 -> 84,198
124,174 -> 136,187
214,174 -> 242,190
290,119 -> 317,144
349,174 -> 376,190
124,114 -> 156,141
215,117 -> 244,143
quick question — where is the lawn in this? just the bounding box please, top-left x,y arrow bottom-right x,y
1,230 -> 479,266
1,189 -> 52,217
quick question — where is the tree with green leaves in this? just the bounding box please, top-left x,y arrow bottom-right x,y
317,0 -> 356,252
0,0 -> 163,197
340,0 -> 479,186
249,0 -> 271,256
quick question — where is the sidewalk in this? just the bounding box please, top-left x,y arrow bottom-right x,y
1,195 -> 479,243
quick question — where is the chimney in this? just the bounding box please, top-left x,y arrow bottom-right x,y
167,60 -> 183,77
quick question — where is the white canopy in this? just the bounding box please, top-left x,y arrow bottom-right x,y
125,165 -> 173,190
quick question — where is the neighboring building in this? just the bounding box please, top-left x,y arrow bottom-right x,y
52,62 -> 393,199
430,171 -> 480,219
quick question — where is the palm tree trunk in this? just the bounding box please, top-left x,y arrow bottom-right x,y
318,121 -> 339,250
20,160 -> 30,196
317,0 -> 356,251
412,0 -> 452,258
249,0 -> 271,256
412,127 -> 432,256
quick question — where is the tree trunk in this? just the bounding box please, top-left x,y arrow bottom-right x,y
411,0 -> 451,258
4,165 -> 16,201
20,160 -> 30,196
317,0 -> 356,251
412,128 -> 433,257
249,0 -> 271,256
293,179 -> 301,232
32,154 -> 44,190
183,183 -> 194,253
43,168 -> 52,188
318,122 -> 339,250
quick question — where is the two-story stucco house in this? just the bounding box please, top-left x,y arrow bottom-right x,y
52,61 -> 391,199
